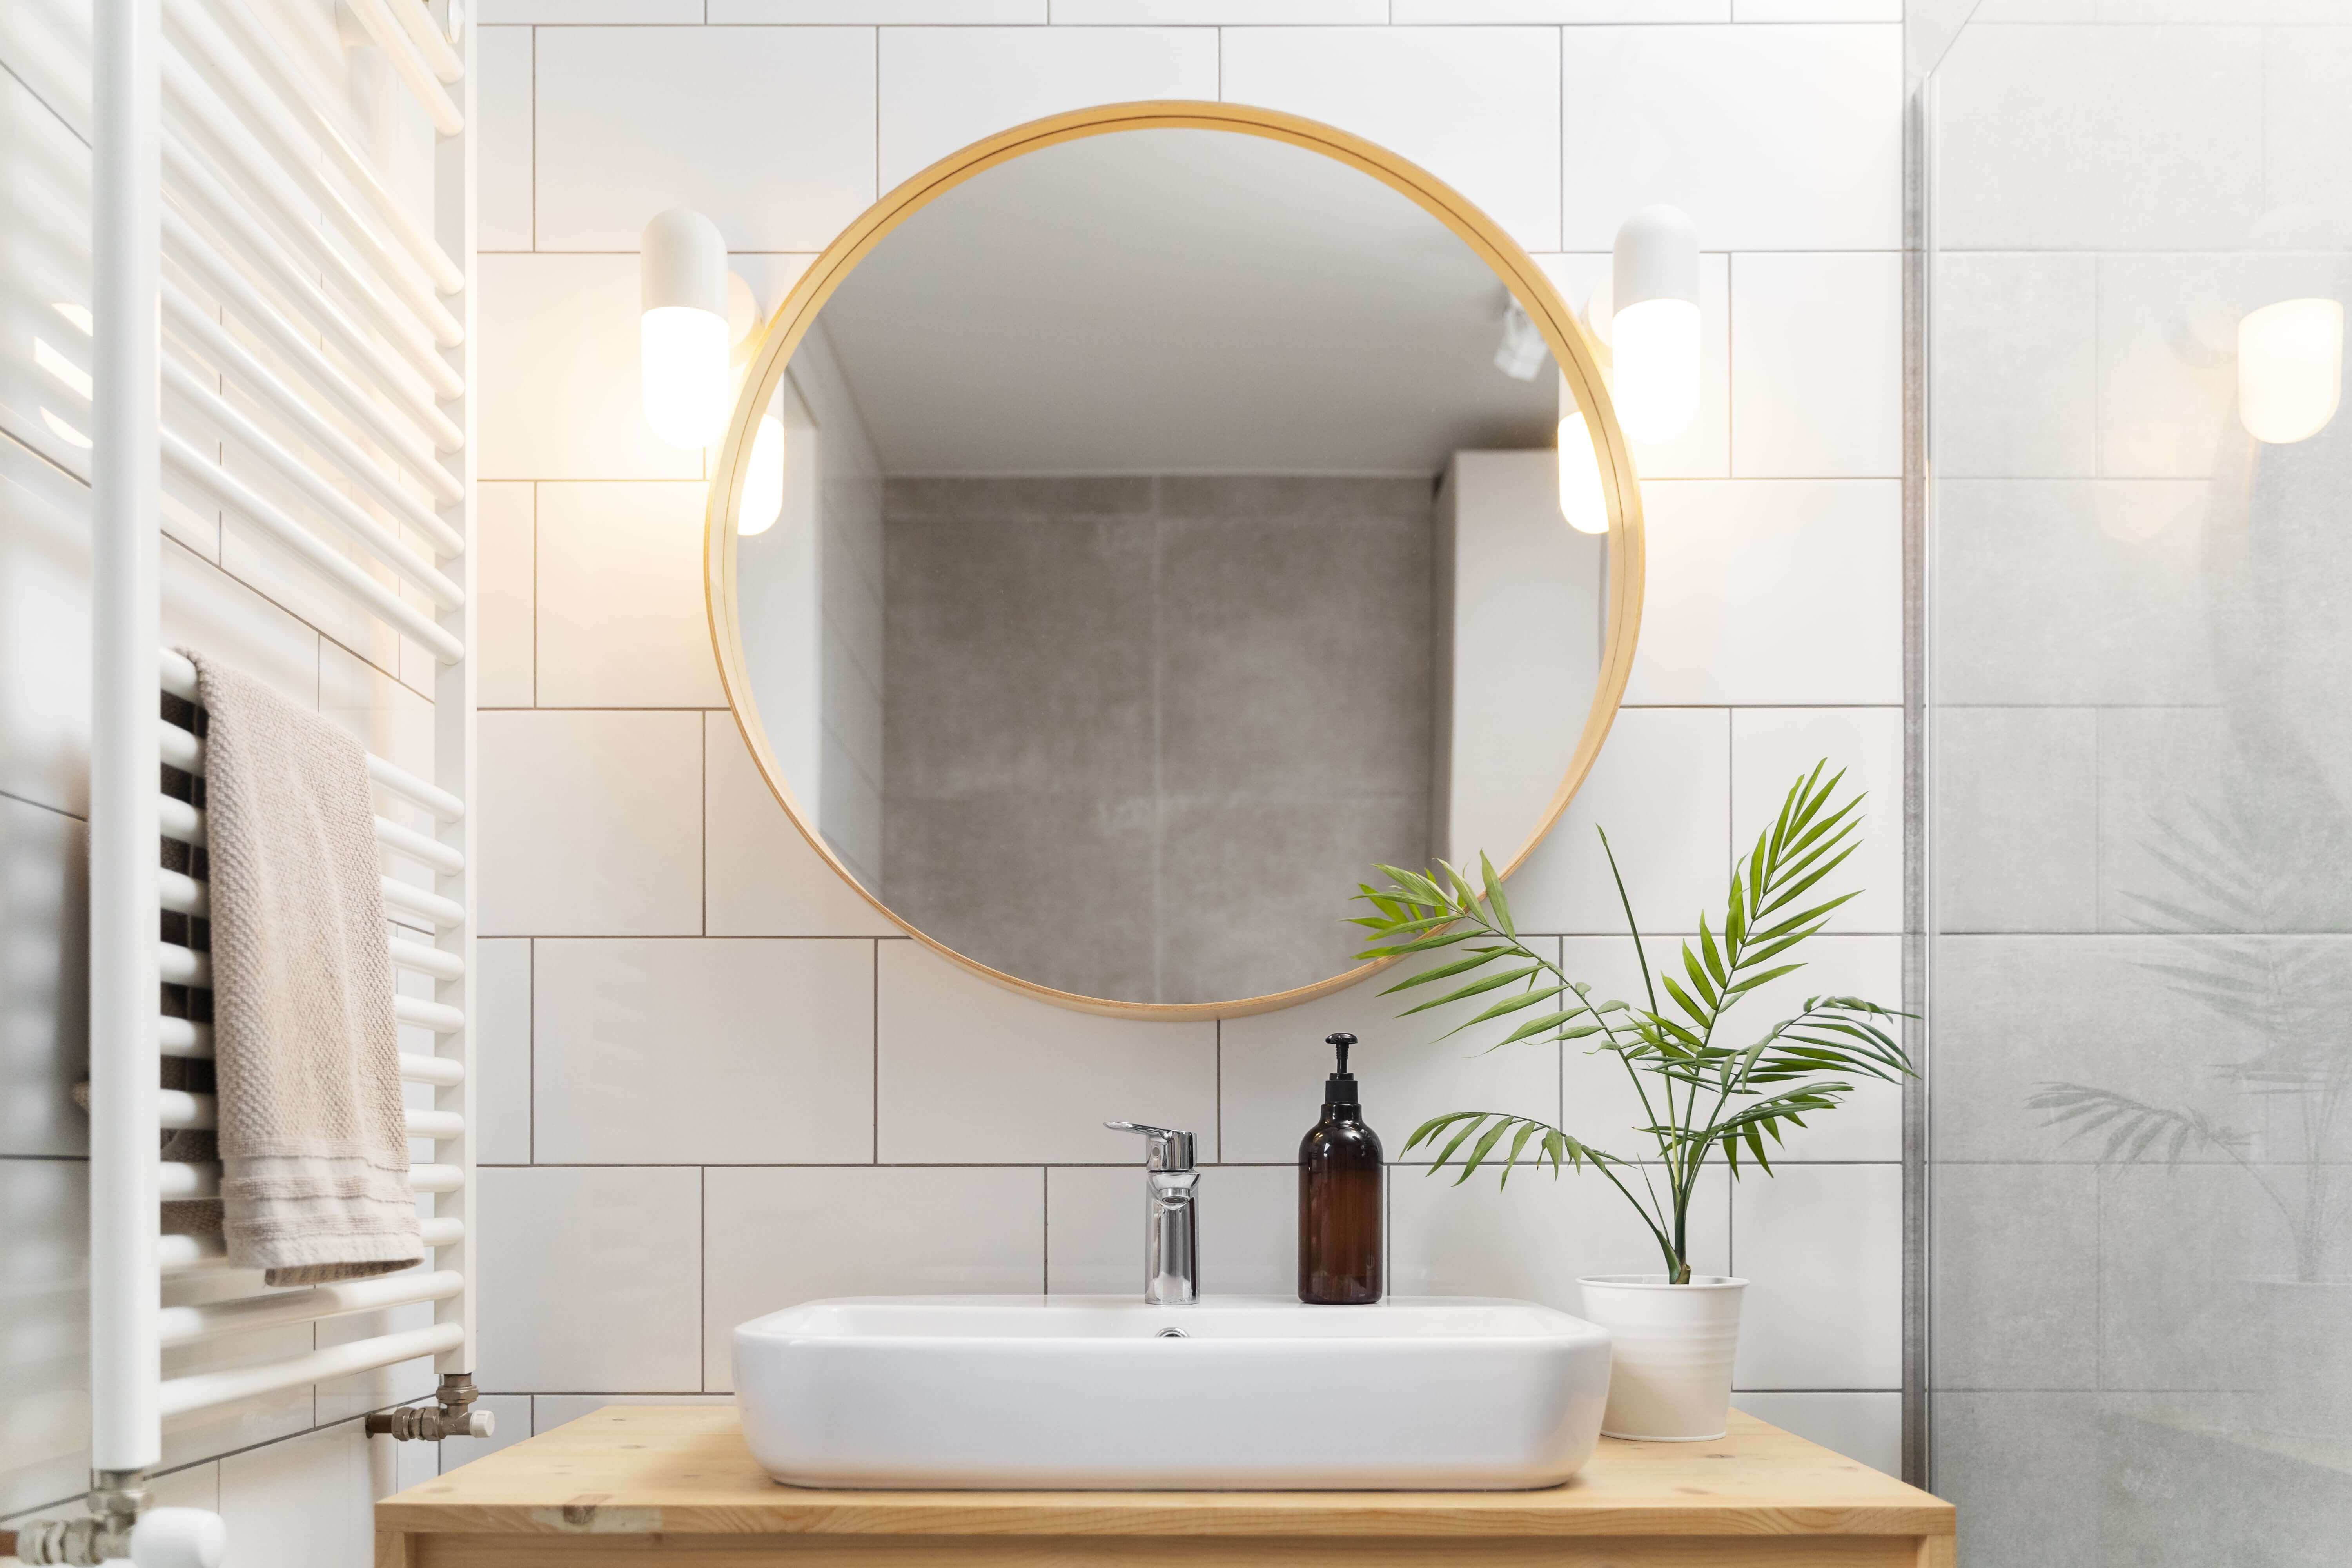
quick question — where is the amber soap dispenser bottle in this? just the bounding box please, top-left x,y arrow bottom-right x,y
1298,1031 -> 1384,1305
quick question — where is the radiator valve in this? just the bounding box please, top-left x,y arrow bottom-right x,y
367,1371 -> 494,1442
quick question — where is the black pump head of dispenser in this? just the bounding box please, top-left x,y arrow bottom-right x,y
1323,1031 -> 1361,1111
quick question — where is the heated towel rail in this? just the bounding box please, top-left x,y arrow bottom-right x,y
7,1 -> 477,1562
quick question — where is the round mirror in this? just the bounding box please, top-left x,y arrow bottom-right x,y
708,104 -> 1641,1020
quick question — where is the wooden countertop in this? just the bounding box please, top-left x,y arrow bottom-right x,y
379,1405 -> 1954,1544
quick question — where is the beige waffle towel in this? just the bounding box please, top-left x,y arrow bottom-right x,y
188,652 -> 418,1285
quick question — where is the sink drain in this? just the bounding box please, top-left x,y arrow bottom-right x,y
1155,1327 -> 1188,1339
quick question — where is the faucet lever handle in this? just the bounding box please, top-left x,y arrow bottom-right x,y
1105,1120 -> 1196,1172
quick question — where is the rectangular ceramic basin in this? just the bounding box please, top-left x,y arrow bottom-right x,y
733,1294 -> 1612,1490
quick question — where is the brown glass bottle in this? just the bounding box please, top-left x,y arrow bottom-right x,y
1299,1032 -> 1384,1305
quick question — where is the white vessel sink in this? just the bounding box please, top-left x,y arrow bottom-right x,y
733,1294 -> 1612,1491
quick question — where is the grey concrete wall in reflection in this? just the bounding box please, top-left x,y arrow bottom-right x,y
879,475 -> 1434,1004
1925,13 -> 2352,1564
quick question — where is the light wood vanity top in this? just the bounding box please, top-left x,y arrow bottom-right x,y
377,1404 -> 1953,1567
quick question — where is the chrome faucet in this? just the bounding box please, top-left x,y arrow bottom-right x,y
1105,1121 -> 1199,1305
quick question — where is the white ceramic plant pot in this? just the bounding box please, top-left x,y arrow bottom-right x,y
1576,1275 -> 1747,1441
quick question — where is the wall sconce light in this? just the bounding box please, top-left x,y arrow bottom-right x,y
640,208 -> 730,448
2238,297 -> 2343,445
1606,205 -> 1701,445
1557,373 -> 1608,537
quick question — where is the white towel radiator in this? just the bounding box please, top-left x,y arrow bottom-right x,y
9,0 -> 478,1562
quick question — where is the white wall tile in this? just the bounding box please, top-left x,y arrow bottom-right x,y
1059,0 -> 1380,19
0,427 -> 95,815
1731,1162 -> 1900,1389
1931,252 -> 2097,479
1220,27 -> 1562,252
1398,1 -> 1722,16
1047,1163 -> 1293,1296
1730,252 -> 1900,479
476,254 -> 702,482
161,539 -> 320,713
477,710 -> 703,936
1626,479 -> 1902,706
704,713 -> 902,936
716,1 -> 1040,17
216,1421 -> 384,1568
477,1166 -> 704,1392
1561,24 -> 1900,251
475,939 -> 534,1165
1734,0 -> 1896,16
0,1159 -> 88,1514
532,1392 -> 731,1433
437,1394 -> 534,1473
1932,23 -> 2261,251
476,27 -> 533,250
1730,706 -> 1902,935
319,640 -> 433,786
2265,26 -> 2352,248
479,0 -> 700,18
878,28 -> 1218,192
535,938 -> 874,1163
876,942 -> 1217,1163
535,27 -> 876,252
1506,706 -> 1730,935
1392,1162 -> 1729,1309
1540,252 -> 1729,479
1218,943 -> 1563,1167
1732,1391 -> 1900,1474
474,482 -> 534,708
534,482 -> 724,708
1,799 -> 85,1158
704,1166 -> 1044,1389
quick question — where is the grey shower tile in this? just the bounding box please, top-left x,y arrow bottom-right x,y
1935,706 -> 2098,934
1930,1163 -> 2100,1392
1931,1393 -> 2103,1568
2098,1165 -> 2269,1395
1154,474 -> 1432,524
1933,479 -> 2218,708
881,475 -> 1154,522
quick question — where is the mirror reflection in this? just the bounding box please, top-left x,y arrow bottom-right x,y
729,127 -> 1615,1008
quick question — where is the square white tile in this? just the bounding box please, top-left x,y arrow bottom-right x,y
1220,27 -> 1562,253
475,26 -> 532,251
1626,479 -> 1902,706
1218,942 -> 1564,1167
1729,707 -> 1902,935
1561,24 -> 1901,251
0,430 -> 97,815
318,640 -> 433,787
437,1393 -> 534,1473
216,1422 -> 383,1568
476,253 -> 703,482
714,0 -> 1040,16
1,798 -> 86,1157
1733,0 -> 1895,16
1058,0 -> 1380,18
534,482 -> 725,708
534,937 -> 873,1164
535,27 -> 876,252
876,941 -> 1217,1164
703,713 -> 902,937
1047,1164 -> 1294,1297
1505,706 -> 1731,935
162,540 -> 321,713
1397,1 -> 1722,16
878,28 -> 1217,192
474,938 -> 533,1166
478,0 -> 700,17
0,1159 -> 91,1514
477,710 -> 703,936
1391,1162 -> 1730,1310
1930,252 -> 2097,479
1732,1392 -> 1901,1474
1730,252 -> 1900,479
474,481 -> 534,708
1730,1162 -> 1900,1389
477,1165 -> 704,1392
1539,252 -> 1730,479
703,1166 -> 1045,1390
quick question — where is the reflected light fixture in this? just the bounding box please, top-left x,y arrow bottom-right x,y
1494,297 -> 1549,381
739,412 -> 785,535
2238,298 -> 2343,445
639,208 -> 730,448
1609,205 -> 1701,445
1557,373 -> 1608,537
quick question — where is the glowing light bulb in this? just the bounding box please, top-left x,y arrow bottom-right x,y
1557,377 -> 1609,535
1609,205 -> 1701,445
2238,298 -> 2343,445
639,209 -> 730,448
738,414 -> 785,536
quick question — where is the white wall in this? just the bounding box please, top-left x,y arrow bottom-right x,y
0,0 -> 471,1549
468,2 -> 1907,1484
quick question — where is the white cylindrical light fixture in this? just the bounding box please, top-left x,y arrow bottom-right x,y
2238,298 -> 2343,445
1557,373 -> 1609,537
1610,204 -> 1701,445
640,208 -> 730,448
738,413 -> 785,535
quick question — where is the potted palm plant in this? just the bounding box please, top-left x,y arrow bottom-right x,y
1350,764 -> 1911,1441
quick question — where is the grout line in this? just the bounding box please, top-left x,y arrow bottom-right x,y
699,1165 -> 708,1390
526,938 -> 536,1165
871,938 -> 881,1163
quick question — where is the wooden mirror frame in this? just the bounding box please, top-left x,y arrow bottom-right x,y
705,100 -> 1644,1022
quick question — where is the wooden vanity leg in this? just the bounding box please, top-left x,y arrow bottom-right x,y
374,1529 -> 412,1568
1916,1533 -> 1956,1568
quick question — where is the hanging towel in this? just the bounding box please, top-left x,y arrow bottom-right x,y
186,651 -> 419,1285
